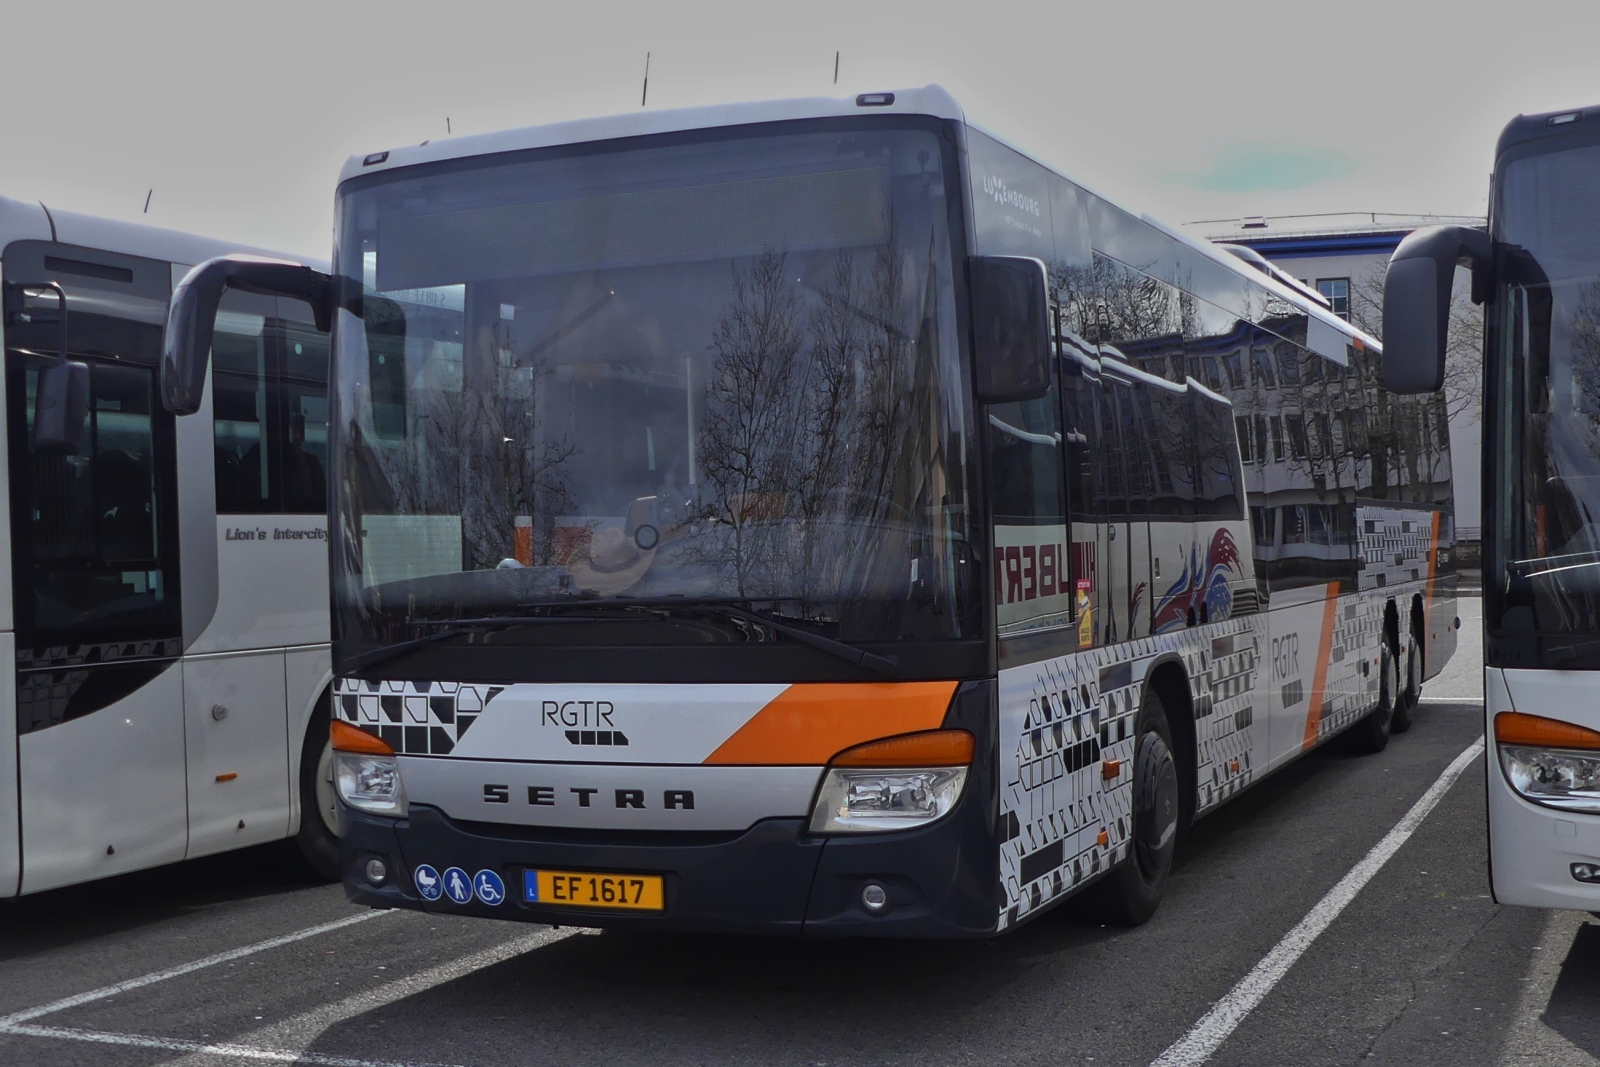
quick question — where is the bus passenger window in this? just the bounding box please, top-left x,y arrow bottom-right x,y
213,309 -> 269,514
988,387 -> 1070,637
280,326 -> 329,514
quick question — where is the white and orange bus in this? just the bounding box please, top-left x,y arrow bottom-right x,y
164,86 -> 1456,935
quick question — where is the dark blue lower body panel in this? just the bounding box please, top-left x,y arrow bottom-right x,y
342,791 -> 999,938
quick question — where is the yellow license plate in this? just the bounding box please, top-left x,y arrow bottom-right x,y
525,869 -> 665,911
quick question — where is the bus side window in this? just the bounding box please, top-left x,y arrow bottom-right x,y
987,376 -> 1070,637
213,295 -> 331,516
278,309 -> 330,515
213,291 -> 272,514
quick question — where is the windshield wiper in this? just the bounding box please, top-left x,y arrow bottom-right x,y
574,597 -> 901,677
334,614 -> 637,676
338,600 -> 900,678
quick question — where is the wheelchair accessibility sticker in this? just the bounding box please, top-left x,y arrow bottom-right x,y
473,869 -> 506,906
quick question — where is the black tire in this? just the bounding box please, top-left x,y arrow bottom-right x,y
1080,688 -> 1180,926
1350,639 -> 1399,754
1392,622 -> 1422,734
292,697 -> 341,880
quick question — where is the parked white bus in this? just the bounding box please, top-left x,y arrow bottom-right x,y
1385,103 -> 1600,911
168,86 -> 1456,935
0,196 -> 337,894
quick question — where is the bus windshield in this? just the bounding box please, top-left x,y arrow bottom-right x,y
330,122 -> 976,654
1492,141 -> 1600,641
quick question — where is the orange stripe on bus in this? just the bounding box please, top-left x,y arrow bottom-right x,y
703,681 -> 958,765
1302,583 -> 1341,752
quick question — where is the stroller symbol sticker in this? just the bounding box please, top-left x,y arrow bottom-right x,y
473,869 -> 506,906
442,867 -> 473,905
414,864 -> 442,901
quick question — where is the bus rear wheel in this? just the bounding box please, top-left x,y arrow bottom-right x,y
292,699 -> 341,881
1080,690 -> 1179,926
1351,640 -> 1399,754
1392,620 -> 1423,734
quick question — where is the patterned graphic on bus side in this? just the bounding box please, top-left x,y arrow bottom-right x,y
996,617 -> 1261,932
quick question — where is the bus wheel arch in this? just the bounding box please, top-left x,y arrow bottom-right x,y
291,686 -> 340,881
1145,658 -> 1198,834
1352,603 -> 1401,754
1080,665 -> 1186,926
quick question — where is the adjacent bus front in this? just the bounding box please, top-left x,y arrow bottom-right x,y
1482,108 -> 1600,911
327,114 -> 1000,935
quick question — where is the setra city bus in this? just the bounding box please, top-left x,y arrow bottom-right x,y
0,196 -> 338,894
164,86 -> 1456,936
1384,103 -> 1600,912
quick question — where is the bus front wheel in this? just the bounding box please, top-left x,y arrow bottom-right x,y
293,698 -> 341,881
1080,691 -> 1179,926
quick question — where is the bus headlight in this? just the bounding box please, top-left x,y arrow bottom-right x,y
1495,712 -> 1600,814
335,752 -> 408,817
1499,746 -> 1600,813
809,766 -> 967,833
808,729 -> 973,834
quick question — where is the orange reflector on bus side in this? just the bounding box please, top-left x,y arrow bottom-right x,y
829,729 -> 974,768
331,719 -> 393,755
1494,711 -> 1600,750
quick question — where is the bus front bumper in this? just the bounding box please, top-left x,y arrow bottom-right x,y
340,795 -> 999,938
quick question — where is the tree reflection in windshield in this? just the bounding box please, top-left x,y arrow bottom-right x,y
331,125 -> 975,646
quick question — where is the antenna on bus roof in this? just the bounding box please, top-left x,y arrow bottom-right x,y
641,52 -> 650,107
834,51 -> 839,85
446,117 -> 451,134
143,189 -> 152,214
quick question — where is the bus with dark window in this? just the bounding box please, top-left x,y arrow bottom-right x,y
164,86 -> 1455,936
0,197 -> 338,895
1384,103 -> 1600,912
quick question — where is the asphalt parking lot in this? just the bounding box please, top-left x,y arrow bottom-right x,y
1,599 -> 1595,1067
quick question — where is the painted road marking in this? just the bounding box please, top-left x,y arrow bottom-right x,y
0,910 -> 390,1028
154,927 -> 571,1067
0,1024 -> 454,1067
1149,736 -> 1486,1067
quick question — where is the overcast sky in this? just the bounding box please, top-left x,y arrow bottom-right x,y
5,0 -> 1598,259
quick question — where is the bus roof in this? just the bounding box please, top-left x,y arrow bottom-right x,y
0,194 -> 328,273
340,85 -> 1373,356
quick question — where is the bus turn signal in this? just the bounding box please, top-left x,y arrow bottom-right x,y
1494,712 -> 1600,750
331,719 -> 394,755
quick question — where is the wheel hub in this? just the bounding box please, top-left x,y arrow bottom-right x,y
1133,732 -> 1178,880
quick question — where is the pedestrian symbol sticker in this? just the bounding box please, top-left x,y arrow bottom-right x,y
442,867 -> 473,905
473,869 -> 505,906
414,864 -> 443,901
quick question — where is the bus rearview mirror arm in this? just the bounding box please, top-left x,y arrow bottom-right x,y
1381,225 -> 1491,394
162,255 -> 334,415
970,256 -> 1052,405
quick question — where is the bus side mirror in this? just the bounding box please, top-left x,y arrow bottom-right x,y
163,255 -> 334,415
1381,225 -> 1490,394
970,256 -> 1052,404
34,360 -> 89,454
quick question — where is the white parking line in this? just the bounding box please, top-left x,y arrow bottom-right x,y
1,1023 -> 452,1067
0,909 -> 391,1027
1149,737 -> 1486,1067
157,927 -> 572,1066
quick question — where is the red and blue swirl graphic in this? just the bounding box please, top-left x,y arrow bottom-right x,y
1152,528 -> 1240,634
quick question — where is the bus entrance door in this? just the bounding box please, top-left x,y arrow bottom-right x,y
5,320 -> 188,891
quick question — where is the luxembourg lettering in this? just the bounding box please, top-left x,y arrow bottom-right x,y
982,174 -> 1041,217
